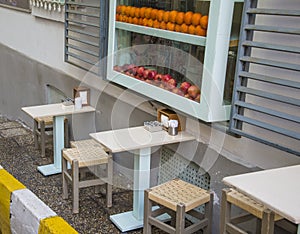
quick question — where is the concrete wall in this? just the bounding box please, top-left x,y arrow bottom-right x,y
0,0 -> 300,233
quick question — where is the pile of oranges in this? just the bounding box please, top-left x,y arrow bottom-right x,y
116,5 -> 208,37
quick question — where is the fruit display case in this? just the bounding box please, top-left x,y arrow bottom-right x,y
107,0 -> 244,122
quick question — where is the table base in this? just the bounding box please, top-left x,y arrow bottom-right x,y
37,164 -> 61,176
110,207 -> 170,232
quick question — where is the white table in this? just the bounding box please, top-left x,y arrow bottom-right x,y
90,126 -> 195,232
223,165 -> 300,233
22,103 -> 95,176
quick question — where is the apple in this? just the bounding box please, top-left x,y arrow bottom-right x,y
172,87 -> 184,96
187,85 -> 200,99
154,73 -> 163,81
147,70 -> 157,80
137,66 -> 145,77
194,94 -> 201,102
179,81 -> 191,94
143,69 -> 150,79
167,78 -> 177,87
162,74 -> 172,82
113,65 -> 122,72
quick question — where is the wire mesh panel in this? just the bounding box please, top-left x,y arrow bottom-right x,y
65,0 -> 108,76
158,146 -> 210,215
230,0 -> 300,156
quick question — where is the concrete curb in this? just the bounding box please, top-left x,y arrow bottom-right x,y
0,166 -> 77,234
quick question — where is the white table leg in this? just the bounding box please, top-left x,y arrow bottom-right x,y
37,116 -> 64,176
110,147 -> 151,232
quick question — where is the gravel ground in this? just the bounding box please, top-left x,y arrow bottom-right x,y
0,116 -> 169,234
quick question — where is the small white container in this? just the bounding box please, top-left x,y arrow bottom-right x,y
75,97 -> 82,109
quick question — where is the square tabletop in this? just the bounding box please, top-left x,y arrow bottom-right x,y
90,126 -> 195,153
22,103 -> 95,118
223,164 -> 300,224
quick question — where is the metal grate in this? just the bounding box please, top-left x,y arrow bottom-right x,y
230,0 -> 300,156
64,0 -> 108,76
158,146 -> 210,215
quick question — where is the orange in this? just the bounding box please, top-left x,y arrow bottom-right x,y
175,11 -> 184,25
140,7 -> 146,18
184,11 -> 193,25
132,17 -> 139,25
169,10 -> 178,23
159,21 -> 166,30
150,8 -> 158,20
138,17 -> 144,25
153,19 -> 160,28
157,9 -> 164,22
134,7 -> 140,18
122,15 -> 128,22
147,18 -> 153,27
180,23 -> 188,33
163,11 -> 170,23
142,18 -> 148,26
191,13 -> 201,26
116,13 -> 120,21
195,25 -> 207,36
175,24 -> 181,32
200,15 -> 208,29
116,5 -> 122,14
166,22 -> 175,31
127,17 -> 133,24
129,7 -> 136,17
188,24 -> 195,34
145,7 -> 152,19
120,5 -> 126,15
125,6 -> 131,16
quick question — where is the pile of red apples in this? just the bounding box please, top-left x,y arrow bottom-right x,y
114,64 -> 201,102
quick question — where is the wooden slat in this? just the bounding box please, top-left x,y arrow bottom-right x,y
247,8 -> 300,16
66,51 -> 98,66
66,35 -> 99,47
67,18 -> 100,28
236,86 -> 300,106
239,71 -> 300,89
66,27 -> 99,38
66,9 -> 100,18
233,114 -> 300,140
240,56 -> 300,71
66,43 -> 99,57
244,24 -> 300,35
242,41 -> 300,54
234,100 -> 300,124
66,2 -> 100,8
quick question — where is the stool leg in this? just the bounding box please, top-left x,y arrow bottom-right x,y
175,203 -> 185,234
143,189 -> 152,234
72,160 -> 79,213
261,209 -> 275,234
34,119 -> 39,149
203,191 -> 214,234
220,189 -> 231,234
40,120 -> 46,157
106,155 -> 113,208
64,119 -> 69,148
62,154 -> 68,200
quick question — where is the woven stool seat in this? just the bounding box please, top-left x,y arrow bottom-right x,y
148,178 -> 211,212
62,146 -> 113,213
34,116 -> 54,125
63,147 -> 109,167
144,178 -> 213,234
220,188 -> 292,234
70,139 -> 109,152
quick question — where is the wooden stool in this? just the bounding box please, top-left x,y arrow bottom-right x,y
220,188 -> 284,234
62,146 -> 113,213
70,139 -> 109,152
144,178 -> 213,234
34,116 -> 69,157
